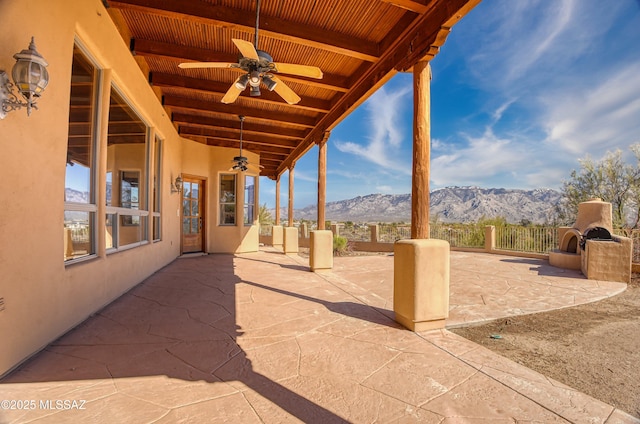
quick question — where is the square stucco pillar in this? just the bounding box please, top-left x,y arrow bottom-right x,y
310,230 -> 333,271
283,226 -> 299,254
272,225 -> 284,248
394,239 -> 450,331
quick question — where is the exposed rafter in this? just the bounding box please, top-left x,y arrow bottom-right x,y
108,0 -> 381,61
105,0 -> 481,179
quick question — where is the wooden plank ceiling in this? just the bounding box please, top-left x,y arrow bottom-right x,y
105,0 -> 480,179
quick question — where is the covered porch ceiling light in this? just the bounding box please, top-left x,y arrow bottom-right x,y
0,37 -> 49,119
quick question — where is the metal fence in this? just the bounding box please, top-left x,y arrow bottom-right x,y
430,224 -> 485,249
495,226 -> 558,254
262,222 -> 639,263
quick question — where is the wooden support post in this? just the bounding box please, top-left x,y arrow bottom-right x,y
275,176 -> 281,226
411,61 -> 431,239
288,166 -> 295,227
317,131 -> 330,230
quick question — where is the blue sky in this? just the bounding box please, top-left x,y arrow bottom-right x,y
260,0 -> 640,209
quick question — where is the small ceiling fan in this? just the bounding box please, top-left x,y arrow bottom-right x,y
178,0 -> 323,105
230,115 -> 262,172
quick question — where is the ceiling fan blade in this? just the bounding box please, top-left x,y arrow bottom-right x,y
232,38 -> 259,60
274,62 -> 323,79
221,78 -> 244,104
270,76 -> 301,105
178,62 -> 235,69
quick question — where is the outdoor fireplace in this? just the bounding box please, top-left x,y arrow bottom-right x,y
549,199 -> 632,283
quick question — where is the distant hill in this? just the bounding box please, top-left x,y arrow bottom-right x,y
274,186 -> 562,224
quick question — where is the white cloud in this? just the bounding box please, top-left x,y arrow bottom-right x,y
430,127 -> 529,186
376,185 -> 393,193
543,61 -> 640,155
334,84 -> 412,174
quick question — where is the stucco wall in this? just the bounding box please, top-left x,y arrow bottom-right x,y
0,0 -> 258,376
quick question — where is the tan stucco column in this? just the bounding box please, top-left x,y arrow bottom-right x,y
284,166 -> 298,253
394,61 -> 449,331
310,132 -> 333,271
272,175 -> 283,248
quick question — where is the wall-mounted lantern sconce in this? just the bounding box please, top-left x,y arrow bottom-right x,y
0,37 -> 49,120
171,175 -> 183,193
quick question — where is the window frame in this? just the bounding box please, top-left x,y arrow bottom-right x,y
244,174 -> 257,226
104,83 -> 150,253
64,41 -> 102,265
219,173 -> 237,226
152,135 -> 163,242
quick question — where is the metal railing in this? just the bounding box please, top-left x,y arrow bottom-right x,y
431,224 -> 485,248
495,226 -> 558,254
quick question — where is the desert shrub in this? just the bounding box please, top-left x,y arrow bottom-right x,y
333,235 -> 348,255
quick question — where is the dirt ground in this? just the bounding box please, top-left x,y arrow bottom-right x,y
452,274 -> 640,418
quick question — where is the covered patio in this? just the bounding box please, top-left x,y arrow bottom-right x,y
2,249 -> 635,423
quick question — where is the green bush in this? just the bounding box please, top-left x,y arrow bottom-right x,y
333,235 -> 348,256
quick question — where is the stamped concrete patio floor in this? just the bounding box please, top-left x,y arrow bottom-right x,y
2,249 -> 637,423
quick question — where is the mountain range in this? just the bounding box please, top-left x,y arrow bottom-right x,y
275,186 -> 562,224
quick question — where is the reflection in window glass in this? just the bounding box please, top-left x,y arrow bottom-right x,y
152,136 -> 162,241
64,211 -> 94,260
105,85 -> 149,249
106,172 -> 112,206
64,44 -> 98,262
105,213 -> 116,249
219,174 -> 236,225
244,175 -> 256,225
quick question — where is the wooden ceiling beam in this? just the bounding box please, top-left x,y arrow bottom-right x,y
150,72 -> 331,113
132,39 -> 350,93
178,126 -> 298,150
109,1 -> 380,61
171,113 -> 308,140
380,0 -> 429,13
163,96 -> 319,128
200,137 -> 291,156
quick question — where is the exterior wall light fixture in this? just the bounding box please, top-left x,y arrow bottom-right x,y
0,37 -> 49,120
171,175 -> 183,193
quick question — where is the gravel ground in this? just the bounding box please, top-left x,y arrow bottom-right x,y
451,274 -> 640,418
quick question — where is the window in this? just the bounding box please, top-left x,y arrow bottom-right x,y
244,175 -> 256,225
64,44 -> 100,262
152,136 -> 162,241
105,86 -> 149,250
219,174 -> 236,225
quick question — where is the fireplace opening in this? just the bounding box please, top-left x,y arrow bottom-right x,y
580,226 -> 613,250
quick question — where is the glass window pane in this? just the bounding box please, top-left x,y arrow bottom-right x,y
244,176 -> 256,225
105,213 -> 116,249
220,174 -> 235,202
183,182 -> 191,199
191,200 -> 199,217
107,86 -> 147,211
64,210 -> 94,261
221,204 -> 235,225
121,171 -> 140,209
153,137 -> 162,213
119,215 -> 144,246
106,172 -> 113,206
183,199 -> 190,217
192,183 -> 199,199
153,215 -> 161,241
191,218 -> 198,233
65,46 -> 96,204
183,218 -> 190,234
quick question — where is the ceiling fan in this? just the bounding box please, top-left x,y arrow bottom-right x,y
230,115 -> 262,172
178,0 -> 323,105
